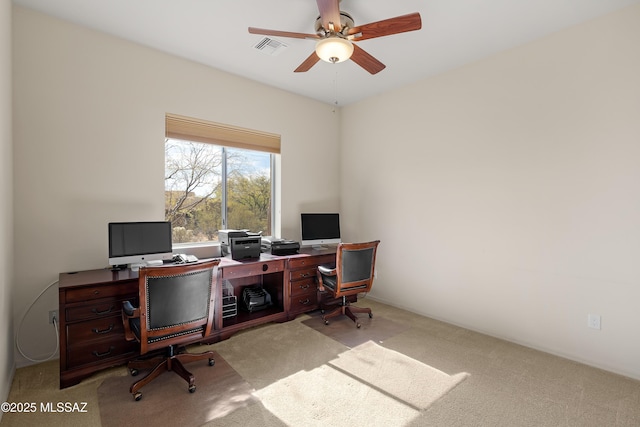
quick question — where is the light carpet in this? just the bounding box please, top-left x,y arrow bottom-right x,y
254,341 -> 468,426
7,300 -> 640,427
330,341 -> 469,410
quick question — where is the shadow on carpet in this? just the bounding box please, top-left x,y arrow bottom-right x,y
255,341 -> 469,425
301,311 -> 410,347
98,350 -> 257,427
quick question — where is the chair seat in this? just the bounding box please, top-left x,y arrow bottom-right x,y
318,273 -> 369,293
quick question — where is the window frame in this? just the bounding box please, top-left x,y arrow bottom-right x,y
165,114 -> 280,244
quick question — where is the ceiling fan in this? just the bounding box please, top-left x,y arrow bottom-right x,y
248,0 -> 422,74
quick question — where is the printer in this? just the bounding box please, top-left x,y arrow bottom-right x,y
219,229 -> 249,256
229,236 -> 262,260
219,229 -> 262,259
261,236 -> 300,256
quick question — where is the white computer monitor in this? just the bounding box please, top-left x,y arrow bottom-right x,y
300,213 -> 341,248
108,221 -> 173,268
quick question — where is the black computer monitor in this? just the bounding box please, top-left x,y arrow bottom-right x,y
300,213 -> 341,248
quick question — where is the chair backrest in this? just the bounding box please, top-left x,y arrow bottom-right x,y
333,240 -> 380,298
137,259 -> 219,354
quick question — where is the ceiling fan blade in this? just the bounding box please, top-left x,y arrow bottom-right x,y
249,27 -> 320,40
347,12 -> 422,41
294,51 -> 321,73
316,0 -> 342,32
350,44 -> 386,75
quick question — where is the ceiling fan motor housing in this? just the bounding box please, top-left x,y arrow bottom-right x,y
315,11 -> 354,36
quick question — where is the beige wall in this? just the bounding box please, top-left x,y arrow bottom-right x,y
342,4 -> 640,379
10,2 -> 640,382
11,6 -> 340,365
1,0 -> 14,409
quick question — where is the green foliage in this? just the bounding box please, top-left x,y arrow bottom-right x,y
227,173 -> 271,233
167,173 -> 270,243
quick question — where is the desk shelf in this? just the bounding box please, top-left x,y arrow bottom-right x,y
219,262 -> 285,329
222,306 -> 284,328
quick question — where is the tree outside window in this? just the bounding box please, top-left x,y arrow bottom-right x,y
165,138 -> 272,243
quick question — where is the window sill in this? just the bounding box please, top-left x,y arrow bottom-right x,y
172,242 -> 222,258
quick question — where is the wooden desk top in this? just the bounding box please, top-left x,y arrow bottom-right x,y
59,268 -> 139,288
59,247 -> 338,288
219,246 -> 337,266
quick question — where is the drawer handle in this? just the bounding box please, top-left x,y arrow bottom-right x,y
91,306 -> 115,315
299,298 -> 311,305
92,324 -> 114,335
300,273 -> 310,278
299,284 -> 310,290
262,264 -> 269,272
92,346 -> 115,358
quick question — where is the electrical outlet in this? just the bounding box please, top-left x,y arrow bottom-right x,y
49,310 -> 58,324
588,314 -> 601,330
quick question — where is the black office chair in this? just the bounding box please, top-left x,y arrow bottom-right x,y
121,259 -> 220,401
316,240 -> 380,328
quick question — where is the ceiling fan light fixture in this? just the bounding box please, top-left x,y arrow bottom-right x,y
315,37 -> 354,64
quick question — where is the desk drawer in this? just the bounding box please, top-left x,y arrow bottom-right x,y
288,254 -> 334,270
289,267 -> 317,281
222,260 -> 285,279
65,297 -> 134,322
289,293 -> 318,313
290,277 -> 316,297
64,282 -> 137,304
67,337 -> 138,367
66,316 -> 125,343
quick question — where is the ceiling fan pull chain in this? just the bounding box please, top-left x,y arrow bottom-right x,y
333,71 -> 339,111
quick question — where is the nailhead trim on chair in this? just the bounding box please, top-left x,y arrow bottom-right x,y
147,326 -> 205,344
322,281 -> 368,292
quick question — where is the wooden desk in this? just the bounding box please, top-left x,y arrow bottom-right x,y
58,247 -> 336,389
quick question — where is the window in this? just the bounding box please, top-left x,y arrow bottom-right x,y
165,114 -> 280,244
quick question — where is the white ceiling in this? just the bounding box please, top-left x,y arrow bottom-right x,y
12,0 -> 640,106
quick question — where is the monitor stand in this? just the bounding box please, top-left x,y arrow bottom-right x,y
130,260 -> 163,271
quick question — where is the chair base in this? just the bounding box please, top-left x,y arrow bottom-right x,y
321,296 -> 372,328
127,345 -> 215,401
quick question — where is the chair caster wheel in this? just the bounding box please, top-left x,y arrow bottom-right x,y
130,368 -> 138,376
208,358 -> 215,366
324,320 -> 329,325
356,323 -> 361,328
369,313 -> 373,318
189,385 -> 196,393
133,392 -> 142,401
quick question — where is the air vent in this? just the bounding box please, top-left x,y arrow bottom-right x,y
254,37 -> 288,56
